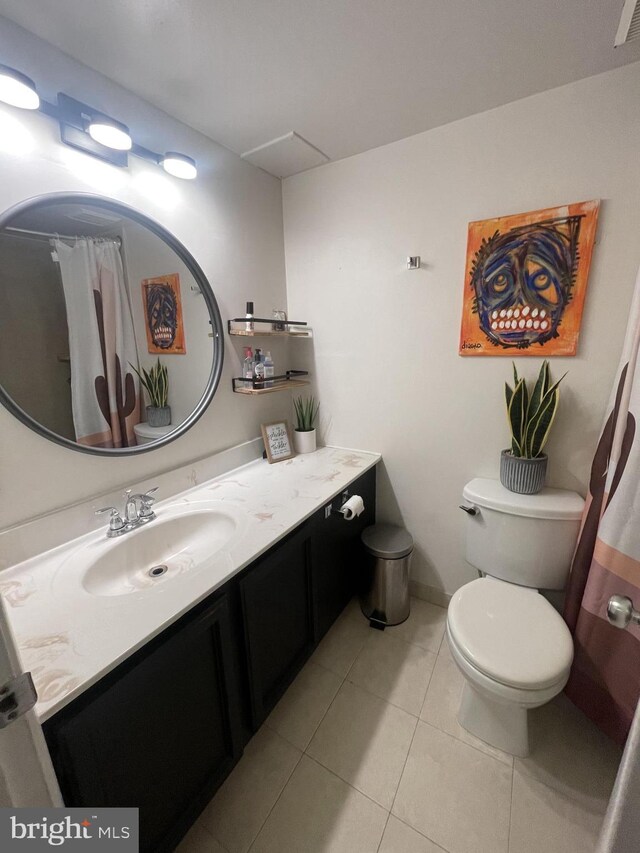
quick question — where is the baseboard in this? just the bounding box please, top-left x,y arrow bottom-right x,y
410,579 -> 451,609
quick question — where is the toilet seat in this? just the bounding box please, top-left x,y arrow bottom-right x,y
447,577 -> 573,690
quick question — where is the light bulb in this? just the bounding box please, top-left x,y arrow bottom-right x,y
0,64 -> 40,110
88,115 -> 132,151
162,152 -> 197,180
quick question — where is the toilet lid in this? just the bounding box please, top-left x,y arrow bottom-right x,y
448,577 -> 573,689
134,422 -> 173,438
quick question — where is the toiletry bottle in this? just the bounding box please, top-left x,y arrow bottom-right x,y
253,348 -> 265,385
243,347 -> 254,381
245,301 -> 254,332
272,309 -> 287,332
263,351 -> 274,387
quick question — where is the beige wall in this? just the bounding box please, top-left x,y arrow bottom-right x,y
0,19 -> 288,529
0,234 -> 74,439
120,219 -> 213,427
283,62 -> 640,596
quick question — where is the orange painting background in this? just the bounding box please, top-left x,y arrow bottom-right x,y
141,273 -> 186,355
459,200 -> 599,356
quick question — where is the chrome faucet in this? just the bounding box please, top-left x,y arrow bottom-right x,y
95,486 -> 158,538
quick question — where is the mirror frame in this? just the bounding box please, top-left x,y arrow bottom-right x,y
0,192 -> 224,456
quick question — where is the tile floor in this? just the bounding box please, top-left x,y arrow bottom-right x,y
178,597 -> 622,853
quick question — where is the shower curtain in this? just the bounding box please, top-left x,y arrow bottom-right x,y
564,265 -> 640,746
55,238 -> 140,448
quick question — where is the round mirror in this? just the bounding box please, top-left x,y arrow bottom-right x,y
0,193 -> 223,455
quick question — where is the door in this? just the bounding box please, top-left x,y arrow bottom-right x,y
239,521 -> 315,728
43,592 -> 242,853
0,594 -> 62,807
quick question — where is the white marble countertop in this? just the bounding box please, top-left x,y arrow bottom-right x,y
0,446 -> 379,722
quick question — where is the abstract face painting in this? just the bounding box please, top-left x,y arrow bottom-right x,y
142,273 -> 186,354
459,201 -> 599,356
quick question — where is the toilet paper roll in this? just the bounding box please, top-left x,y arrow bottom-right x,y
340,494 -> 364,521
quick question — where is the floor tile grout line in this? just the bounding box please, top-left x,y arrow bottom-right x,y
388,713 -> 420,817
343,597 -> 447,656
190,819 -> 232,853
512,764 -> 613,816
419,718 -> 514,771
344,654 -> 437,720
216,601 -> 448,851
264,656 -> 347,752
420,715 -> 513,768
393,814 -> 452,853
298,660 -> 349,752
304,747 -> 396,812
416,644 -> 439,716
245,749 -> 305,853
341,617 -> 442,717
375,812 -> 392,853
419,649 -> 515,769
303,752 -> 393,814
390,719 -> 512,853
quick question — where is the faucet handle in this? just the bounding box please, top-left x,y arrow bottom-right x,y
138,486 -> 158,520
95,506 -> 125,532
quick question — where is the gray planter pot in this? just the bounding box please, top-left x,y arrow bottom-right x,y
146,405 -> 171,427
500,449 -> 547,495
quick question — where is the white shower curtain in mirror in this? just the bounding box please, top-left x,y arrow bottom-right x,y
55,238 -> 140,447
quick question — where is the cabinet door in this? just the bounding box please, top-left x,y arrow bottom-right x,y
313,466 -> 377,639
239,521 -> 314,728
44,593 -> 242,853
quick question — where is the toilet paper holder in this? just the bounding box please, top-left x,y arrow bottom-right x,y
324,491 -> 365,521
325,490 -> 350,519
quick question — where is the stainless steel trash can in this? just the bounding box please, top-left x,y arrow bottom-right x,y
360,524 -> 413,628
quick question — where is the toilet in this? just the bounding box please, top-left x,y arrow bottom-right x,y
447,477 -> 584,757
133,422 -> 173,445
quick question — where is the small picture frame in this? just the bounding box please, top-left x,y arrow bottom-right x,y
261,420 -> 295,464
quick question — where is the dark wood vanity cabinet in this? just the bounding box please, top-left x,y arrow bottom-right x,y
239,520 -> 315,728
43,465 -> 376,852
43,593 -> 243,853
238,464 -> 377,728
311,466 -> 376,638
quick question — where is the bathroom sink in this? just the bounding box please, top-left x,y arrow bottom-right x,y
77,503 -> 240,597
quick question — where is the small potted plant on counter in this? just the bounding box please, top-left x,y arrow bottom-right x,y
501,360 -> 565,494
131,358 -> 171,427
293,394 -> 319,454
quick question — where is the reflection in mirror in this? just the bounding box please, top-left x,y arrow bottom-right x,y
0,195 -> 223,454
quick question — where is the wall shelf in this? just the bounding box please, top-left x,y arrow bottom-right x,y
228,318 -> 312,338
232,370 -> 309,395
229,314 -> 312,395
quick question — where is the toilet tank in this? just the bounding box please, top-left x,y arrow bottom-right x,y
461,478 -> 585,590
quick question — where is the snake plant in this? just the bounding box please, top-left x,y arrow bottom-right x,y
130,358 -> 169,408
293,395 -> 319,432
505,361 -> 565,458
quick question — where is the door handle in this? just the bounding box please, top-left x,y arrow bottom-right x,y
607,595 -> 640,630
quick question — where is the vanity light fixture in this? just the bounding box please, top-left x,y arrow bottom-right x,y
161,152 -> 197,180
0,64 -> 40,110
87,114 -> 132,151
0,65 -> 197,179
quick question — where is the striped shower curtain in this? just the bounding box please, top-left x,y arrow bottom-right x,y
564,266 -> 640,746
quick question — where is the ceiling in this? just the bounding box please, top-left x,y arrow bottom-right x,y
0,0 -> 638,173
